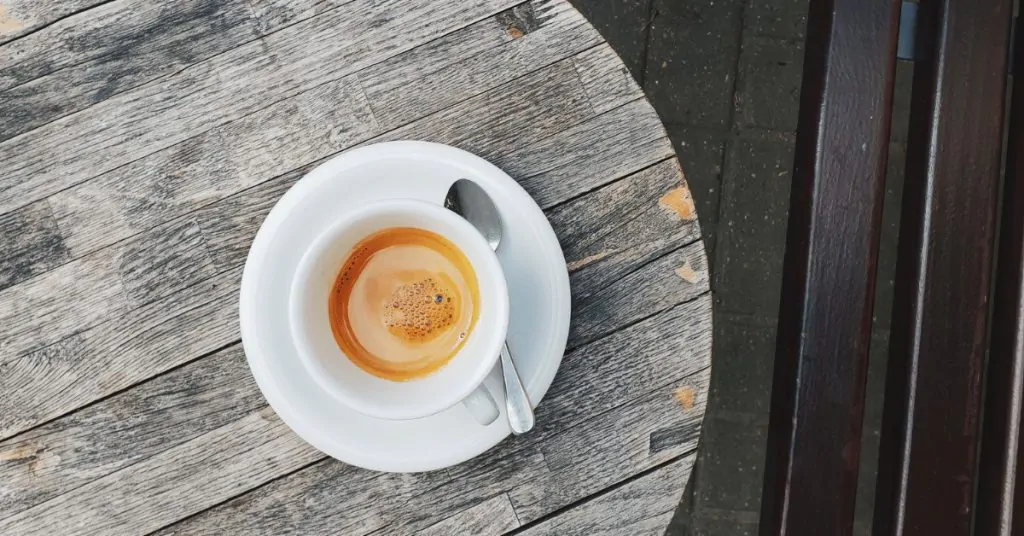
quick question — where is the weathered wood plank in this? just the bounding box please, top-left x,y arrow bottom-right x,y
359,0 -> 602,129
0,345 -> 263,518
48,75 -> 378,257
413,494 -> 520,536
0,216 -> 217,361
117,218 -> 216,305
0,125 -> 696,443
0,0 -> 260,142
369,58 -> 593,164
517,455 -> 694,536
199,55 -> 597,271
0,293 -> 704,520
0,200 -> 70,291
247,0 -> 356,35
154,298 -> 709,535
0,2 -> 705,535
0,47 -> 628,438
0,408 -> 322,536
0,251 -> 126,361
0,267 -> 240,439
509,372 -> 708,522
570,241 -> 708,348
513,99 -> 675,208
537,294 -> 711,430
549,158 -> 699,284
572,44 -> 644,115
46,4 -> 604,260
0,0 -> 109,45
0,0 -> 518,216
355,10 -> 512,102
156,370 -> 704,536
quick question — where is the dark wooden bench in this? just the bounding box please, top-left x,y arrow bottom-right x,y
759,0 -> 1019,533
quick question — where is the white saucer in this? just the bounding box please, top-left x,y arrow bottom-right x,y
239,141 -> 571,472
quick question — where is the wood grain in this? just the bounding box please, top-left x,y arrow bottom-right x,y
570,241 -> 708,346
0,0 -> 260,142
413,494 -> 520,536
46,3 -> 603,261
518,455 -> 694,536
572,44 -> 643,115
0,267 -> 240,439
551,159 -> 700,284
0,251 -> 126,361
0,0 -> 109,45
0,216 -> 217,361
48,75 -> 378,258
359,0 -> 602,129
156,369 -> 708,536
508,341 -> 709,522
0,47 -> 656,441
10,294 -> 710,535
246,0 -> 357,35
0,0 -> 518,216
513,99 -> 674,208
0,407 -> 322,536
0,0 -> 709,532
0,345 -> 263,518
0,200 -> 70,291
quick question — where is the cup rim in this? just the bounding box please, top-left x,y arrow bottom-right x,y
288,198 -> 509,421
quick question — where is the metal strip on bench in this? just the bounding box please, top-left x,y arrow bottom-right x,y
758,0 -> 901,534
975,20 -> 1024,536
873,0 -> 1013,533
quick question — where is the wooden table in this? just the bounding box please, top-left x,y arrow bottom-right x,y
0,1 -> 712,533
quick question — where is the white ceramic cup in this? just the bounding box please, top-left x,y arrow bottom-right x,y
289,199 -> 508,424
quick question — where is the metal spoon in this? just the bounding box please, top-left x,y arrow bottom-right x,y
444,178 -> 535,435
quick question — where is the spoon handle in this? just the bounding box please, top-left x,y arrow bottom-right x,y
500,342 -> 534,435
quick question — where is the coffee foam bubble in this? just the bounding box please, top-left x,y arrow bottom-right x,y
382,277 -> 459,342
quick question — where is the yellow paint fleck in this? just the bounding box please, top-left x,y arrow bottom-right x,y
658,185 -> 697,221
505,24 -> 524,39
29,451 -> 60,475
566,250 -> 613,271
0,5 -> 24,35
675,262 -> 699,284
0,444 -> 38,461
674,386 -> 695,410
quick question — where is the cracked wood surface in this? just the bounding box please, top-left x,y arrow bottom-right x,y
0,0 -> 711,533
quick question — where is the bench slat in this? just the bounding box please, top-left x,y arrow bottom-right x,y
759,0 -> 901,534
874,0 -> 1013,533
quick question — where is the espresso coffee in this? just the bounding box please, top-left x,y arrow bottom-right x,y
328,227 -> 479,381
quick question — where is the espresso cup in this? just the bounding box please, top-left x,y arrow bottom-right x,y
289,199 -> 508,424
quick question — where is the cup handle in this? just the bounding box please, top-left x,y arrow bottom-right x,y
462,384 -> 499,425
